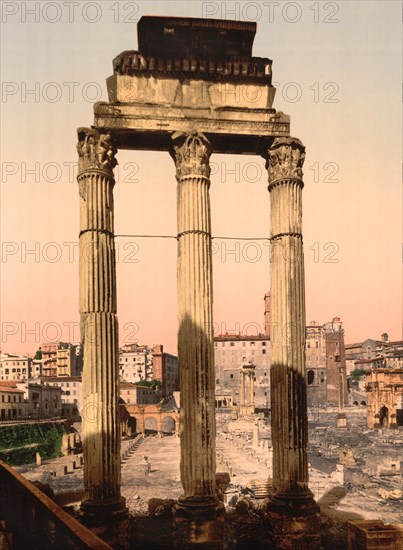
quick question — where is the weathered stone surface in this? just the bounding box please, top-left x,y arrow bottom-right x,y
264,138 -> 319,544
77,128 -> 125,515
170,132 -> 219,509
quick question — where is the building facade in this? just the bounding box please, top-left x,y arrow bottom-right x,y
120,382 -> 159,405
27,383 -> 62,419
214,334 -> 270,409
0,353 -> 32,381
366,368 -> 403,428
306,317 -> 348,407
119,343 -> 153,383
152,344 -> 179,397
119,343 -> 179,397
0,385 -> 27,420
47,377 -> 82,420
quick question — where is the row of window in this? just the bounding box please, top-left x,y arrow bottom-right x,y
215,341 -> 267,348
3,368 -> 27,374
1,395 -> 23,403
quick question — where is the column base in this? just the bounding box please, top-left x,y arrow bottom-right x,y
173,496 -> 225,548
80,495 -> 128,520
266,490 -> 321,549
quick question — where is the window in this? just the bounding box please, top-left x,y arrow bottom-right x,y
262,342 -> 266,347
315,342 -> 319,348
230,342 -> 235,347
307,370 -> 315,385
230,374 -> 234,379
262,350 -> 266,355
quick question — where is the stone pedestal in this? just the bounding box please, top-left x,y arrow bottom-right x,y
77,127 -> 126,518
170,132 -> 223,524
264,137 -> 320,547
337,413 -> 347,428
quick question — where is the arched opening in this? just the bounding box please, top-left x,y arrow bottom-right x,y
144,416 -> 158,436
360,400 -> 366,406
161,416 -> 176,435
353,401 -> 358,406
307,370 -> 315,385
379,405 -> 389,426
128,416 -> 137,434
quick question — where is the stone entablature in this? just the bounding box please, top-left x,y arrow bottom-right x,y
113,50 -> 272,83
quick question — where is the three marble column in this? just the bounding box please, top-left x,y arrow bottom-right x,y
76,130 -> 317,529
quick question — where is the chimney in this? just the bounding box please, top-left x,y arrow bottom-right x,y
381,333 -> 388,342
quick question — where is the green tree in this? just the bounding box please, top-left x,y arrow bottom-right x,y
351,368 -> 366,381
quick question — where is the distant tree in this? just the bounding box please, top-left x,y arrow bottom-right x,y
351,368 -> 366,381
134,379 -> 162,389
34,348 -> 42,360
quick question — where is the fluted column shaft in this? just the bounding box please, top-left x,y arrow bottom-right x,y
265,137 -> 315,503
77,128 -> 124,512
170,132 -> 217,503
240,372 -> 245,406
249,373 -> 254,406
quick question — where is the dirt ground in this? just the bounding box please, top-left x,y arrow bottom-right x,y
16,408 -> 403,548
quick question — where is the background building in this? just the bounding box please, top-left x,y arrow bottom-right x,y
366,368 -> 403,428
306,317 -> 348,407
119,343 -> 178,397
0,384 -> 27,420
26,383 -> 62,419
120,382 -> 159,405
152,344 -> 179,397
47,376 -> 82,420
0,353 -> 32,381
214,334 -> 270,409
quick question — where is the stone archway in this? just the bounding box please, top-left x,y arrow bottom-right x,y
144,416 -> 158,435
161,416 -> 176,435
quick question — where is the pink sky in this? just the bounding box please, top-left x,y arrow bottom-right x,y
1,1 -> 401,356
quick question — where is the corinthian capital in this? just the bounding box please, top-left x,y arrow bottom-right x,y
265,137 -> 305,184
77,127 -> 118,175
170,132 -> 212,180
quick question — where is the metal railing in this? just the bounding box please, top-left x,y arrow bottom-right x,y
0,459 -> 112,550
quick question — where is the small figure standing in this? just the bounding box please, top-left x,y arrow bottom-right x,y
144,455 -> 151,476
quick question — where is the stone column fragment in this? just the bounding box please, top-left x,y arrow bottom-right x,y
264,137 -> 318,517
240,371 -> 245,407
77,127 -> 125,515
170,132 -> 221,513
249,372 -> 254,406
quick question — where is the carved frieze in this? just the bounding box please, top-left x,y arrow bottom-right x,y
265,137 -> 305,183
170,132 -> 212,180
77,127 -> 118,175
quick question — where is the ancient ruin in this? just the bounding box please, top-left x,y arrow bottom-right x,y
76,15 -> 318,547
